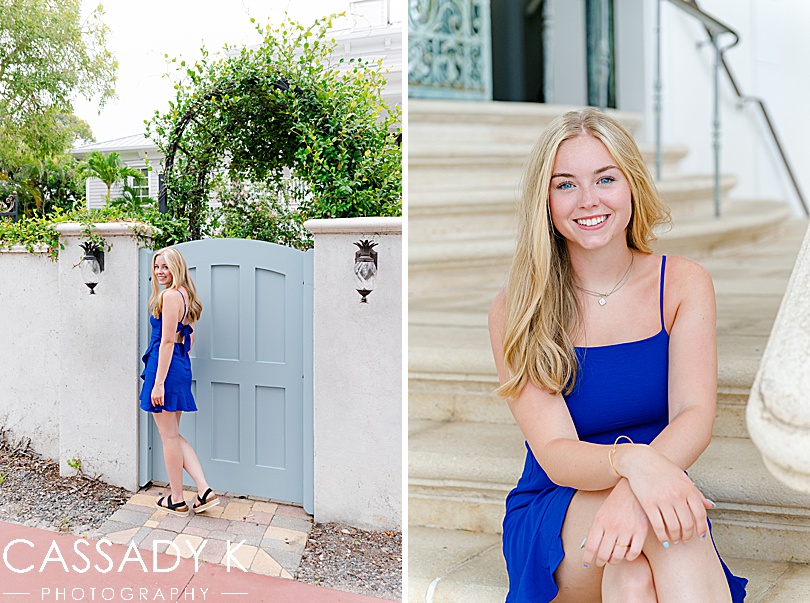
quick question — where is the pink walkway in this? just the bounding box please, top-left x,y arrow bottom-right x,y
0,521 -> 392,602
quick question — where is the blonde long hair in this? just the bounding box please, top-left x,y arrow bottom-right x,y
149,247 -> 203,324
496,108 -> 670,399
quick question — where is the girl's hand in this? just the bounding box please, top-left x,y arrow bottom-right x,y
151,383 -> 165,407
619,444 -> 712,546
582,478 -> 648,568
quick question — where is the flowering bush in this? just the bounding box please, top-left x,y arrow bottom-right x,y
212,178 -> 312,250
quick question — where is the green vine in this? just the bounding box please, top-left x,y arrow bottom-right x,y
0,206 -> 158,260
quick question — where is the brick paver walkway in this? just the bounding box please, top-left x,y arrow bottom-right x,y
87,484 -> 312,579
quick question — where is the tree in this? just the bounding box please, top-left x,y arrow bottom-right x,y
0,0 -> 117,168
81,151 -> 146,204
109,183 -> 155,214
147,14 -> 401,243
9,153 -> 87,217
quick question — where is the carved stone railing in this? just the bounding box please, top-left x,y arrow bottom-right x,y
747,225 -> 810,493
408,0 -> 492,100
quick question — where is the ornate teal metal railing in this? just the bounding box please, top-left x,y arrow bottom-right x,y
656,0 -> 808,217
408,0 -> 493,100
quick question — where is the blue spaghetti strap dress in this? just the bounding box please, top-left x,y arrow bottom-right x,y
502,256 -> 747,602
139,290 -> 197,413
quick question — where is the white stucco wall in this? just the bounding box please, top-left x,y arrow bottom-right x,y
0,247 -> 60,458
637,0 -> 810,214
305,217 -> 402,530
55,223 -> 144,490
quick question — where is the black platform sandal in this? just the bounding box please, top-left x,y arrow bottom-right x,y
192,488 -> 220,513
156,494 -> 190,517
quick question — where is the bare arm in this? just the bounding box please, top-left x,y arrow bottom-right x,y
610,258 -> 717,472
608,257 -> 717,543
489,292 -> 621,492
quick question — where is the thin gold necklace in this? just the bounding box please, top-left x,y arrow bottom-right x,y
575,252 -> 634,306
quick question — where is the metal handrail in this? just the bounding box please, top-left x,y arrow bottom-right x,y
656,0 -> 808,217
667,0 -> 738,41
656,0 -> 737,217
690,0 -> 809,216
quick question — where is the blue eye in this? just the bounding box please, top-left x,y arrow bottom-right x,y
556,182 -> 574,190
598,176 -> 615,185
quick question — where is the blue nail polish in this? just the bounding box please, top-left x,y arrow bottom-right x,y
583,563 -> 589,568
701,532 -> 708,540
707,498 -> 717,508
663,541 -> 670,549
579,537 -> 587,549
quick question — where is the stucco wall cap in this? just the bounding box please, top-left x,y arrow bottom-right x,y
0,244 -> 50,254
55,221 -> 158,238
304,216 -> 402,235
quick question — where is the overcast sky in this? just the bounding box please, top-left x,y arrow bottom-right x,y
73,0 -> 393,143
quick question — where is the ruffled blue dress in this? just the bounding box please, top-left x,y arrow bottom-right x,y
139,290 -> 196,413
502,256 -> 747,602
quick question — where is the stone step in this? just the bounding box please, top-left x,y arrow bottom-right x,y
409,201 -> 793,297
408,419 -> 520,534
409,368 -> 751,439
409,141 -> 690,189
409,99 -> 643,147
408,174 -> 739,243
409,101 -> 693,183
693,436 -> 810,564
408,525 -> 810,603
654,201 -> 793,257
408,300 -> 784,435
409,418 -> 810,564
410,139 -> 688,176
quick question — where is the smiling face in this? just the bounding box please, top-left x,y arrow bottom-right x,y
548,133 -> 633,252
153,254 -> 173,287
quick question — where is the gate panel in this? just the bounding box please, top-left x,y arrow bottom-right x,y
139,239 -> 312,509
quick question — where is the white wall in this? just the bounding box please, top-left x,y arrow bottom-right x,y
0,247 -> 60,458
0,226 -> 143,490
306,217 -> 402,530
639,0 -> 810,213
55,223 -> 143,490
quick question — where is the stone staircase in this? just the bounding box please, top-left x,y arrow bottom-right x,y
408,99 -> 810,602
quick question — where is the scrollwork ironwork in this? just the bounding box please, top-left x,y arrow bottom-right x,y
408,0 -> 492,99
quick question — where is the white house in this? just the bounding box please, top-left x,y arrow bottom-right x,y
70,134 -> 158,209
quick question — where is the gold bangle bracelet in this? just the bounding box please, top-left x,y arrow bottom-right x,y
609,435 -> 634,477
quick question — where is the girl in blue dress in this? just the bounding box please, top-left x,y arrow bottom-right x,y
488,109 -> 747,601
140,247 -> 219,517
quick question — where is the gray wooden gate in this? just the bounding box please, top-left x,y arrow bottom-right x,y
138,239 -> 313,513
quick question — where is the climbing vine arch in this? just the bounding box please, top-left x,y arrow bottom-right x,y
147,15 -> 402,243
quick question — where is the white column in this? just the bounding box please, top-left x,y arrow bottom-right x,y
305,217 -> 402,530
55,222 -> 147,491
748,226 -> 810,492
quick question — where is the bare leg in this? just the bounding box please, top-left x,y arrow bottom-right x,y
552,488 -> 729,602
642,528 -> 731,603
602,556 -> 657,603
171,412 -> 212,497
152,411 -> 186,505
553,490 -> 608,602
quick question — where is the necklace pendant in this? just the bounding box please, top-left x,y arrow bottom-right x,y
598,297 -> 607,306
